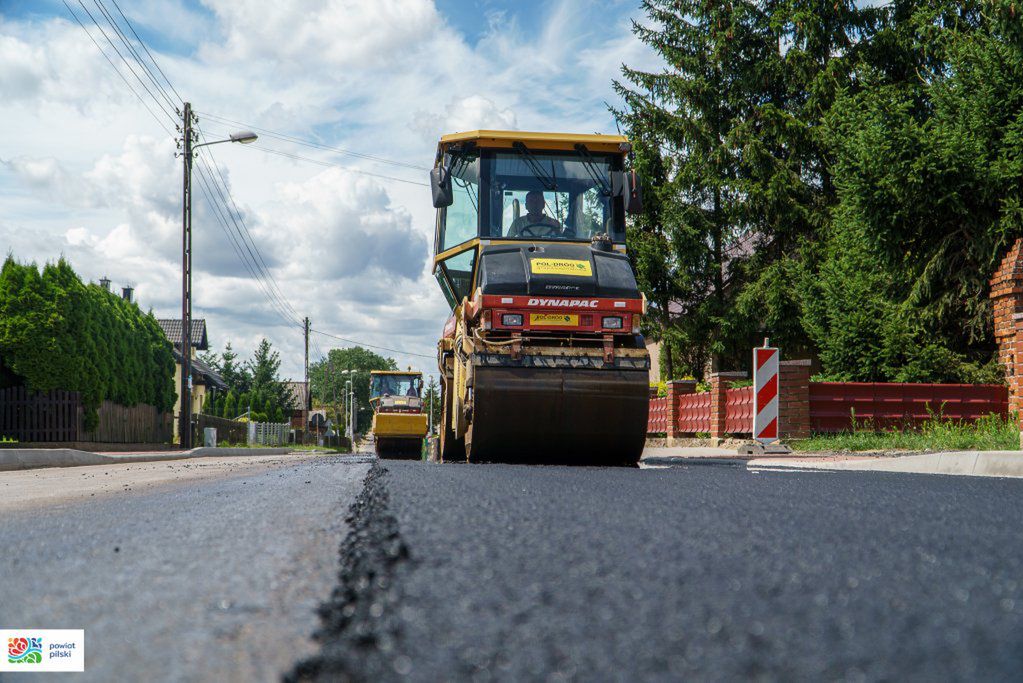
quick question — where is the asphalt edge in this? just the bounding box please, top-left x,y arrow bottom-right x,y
0,447 -> 294,472
749,451 -> 1023,479
285,461 -> 411,683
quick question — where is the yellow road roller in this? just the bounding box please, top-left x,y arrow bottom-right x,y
370,370 -> 428,458
429,129 -> 650,465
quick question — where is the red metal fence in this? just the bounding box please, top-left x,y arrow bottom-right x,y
647,396 -> 670,433
725,386 -> 753,434
647,381 -> 1009,437
809,382 -> 1008,433
678,392 -> 712,433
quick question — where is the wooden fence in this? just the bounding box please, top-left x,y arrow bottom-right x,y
193,413 -> 247,445
0,387 -> 172,443
0,387 -> 78,442
83,401 -> 174,443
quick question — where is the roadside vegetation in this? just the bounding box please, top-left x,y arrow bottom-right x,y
618,2 -> 1023,383
790,414 -> 1019,453
0,257 -> 176,429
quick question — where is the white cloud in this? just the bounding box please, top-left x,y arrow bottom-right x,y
0,0 -> 664,377
200,0 -> 443,73
410,94 -> 518,143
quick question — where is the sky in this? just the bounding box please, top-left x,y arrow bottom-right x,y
0,0 -> 662,381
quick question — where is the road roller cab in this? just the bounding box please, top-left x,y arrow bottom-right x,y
430,130 -> 650,464
370,370 -> 428,458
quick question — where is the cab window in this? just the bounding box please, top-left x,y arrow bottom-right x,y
482,150 -> 624,242
437,249 -> 476,304
440,152 -> 479,252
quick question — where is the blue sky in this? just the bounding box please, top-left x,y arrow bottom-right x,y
0,0 -> 659,378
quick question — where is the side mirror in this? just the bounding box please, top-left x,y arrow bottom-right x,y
430,166 -> 453,208
611,171 -> 628,198
626,170 -> 643,215
611,171 -> 643,214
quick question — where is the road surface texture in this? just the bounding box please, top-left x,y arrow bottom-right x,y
0,453 -> 372,682
291,460 -> 1023,682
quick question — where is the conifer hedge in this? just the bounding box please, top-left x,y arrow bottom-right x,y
0,256 -> 177,429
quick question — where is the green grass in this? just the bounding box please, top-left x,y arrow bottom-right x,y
213,441 -> 349,453
790,413 -> 1019,452
289,443 -> 350,454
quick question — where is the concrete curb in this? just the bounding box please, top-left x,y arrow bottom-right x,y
749,451 -> 1023,479
0,447 -> 294,472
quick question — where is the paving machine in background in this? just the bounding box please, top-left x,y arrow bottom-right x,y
429,130 -> 650,465
369,370 -> 428,458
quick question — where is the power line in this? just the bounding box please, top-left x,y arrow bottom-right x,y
248,145 -> 430,187
73,0 -> 177,127
195,130 -> 306,323
311,329 -> 434,359
61,0 -> 173,136
108,0 -> 184,103
193,152 -> 305,328
196,111 -> 430,171
192,160 -> 297,325
92,0 -> 178,113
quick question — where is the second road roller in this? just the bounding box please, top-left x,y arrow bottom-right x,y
429,129 -> 650,464
369,370 -> 428,458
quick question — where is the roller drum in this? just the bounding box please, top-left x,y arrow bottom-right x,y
466,366 -> 649,465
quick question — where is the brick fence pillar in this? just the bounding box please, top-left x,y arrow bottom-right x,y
989,238 -> 1023,417
709,372 -> 747,445
779,360 -> 812,439
665,379 -> 697,446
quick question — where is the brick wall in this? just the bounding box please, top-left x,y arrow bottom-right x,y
989,238 -> 1023,416
664,379 -> 697,445
779,360 -> 811,439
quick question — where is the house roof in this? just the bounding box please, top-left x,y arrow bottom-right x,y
284,381 -> 309,410
157,319 -> 209,350
171,348 -> 226,390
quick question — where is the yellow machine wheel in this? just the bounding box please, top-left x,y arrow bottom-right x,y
439,376 -> 464,463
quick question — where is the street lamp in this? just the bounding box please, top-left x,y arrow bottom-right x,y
177,101 -> 257,449
340,369 -> 358,446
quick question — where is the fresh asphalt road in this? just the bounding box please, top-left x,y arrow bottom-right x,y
0,454 -> 371,682
294,459 -> 1023,682
4,455 -> 1022,683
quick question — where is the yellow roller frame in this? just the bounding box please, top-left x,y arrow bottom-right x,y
372,412 -> 428,439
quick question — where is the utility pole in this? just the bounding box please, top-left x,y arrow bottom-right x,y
175,109 -> 256,449
303,317 -> 310,433
178,101 -> 194,449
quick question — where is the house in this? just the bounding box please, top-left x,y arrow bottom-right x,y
156,319 -> 227,439
284,381 -> 309,429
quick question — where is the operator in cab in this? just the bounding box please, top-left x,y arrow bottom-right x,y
507,190 -> 562,237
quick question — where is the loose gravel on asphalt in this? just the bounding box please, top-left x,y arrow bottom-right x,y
294,460 -> 1023,682
0,454 -> 371,683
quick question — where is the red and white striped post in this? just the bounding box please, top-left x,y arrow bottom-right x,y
753,341 -> 780,444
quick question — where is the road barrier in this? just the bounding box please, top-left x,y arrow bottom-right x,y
752,345 -> 779,443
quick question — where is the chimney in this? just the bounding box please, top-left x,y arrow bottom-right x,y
99,276 -> 111,291
121,285 -> 134,303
